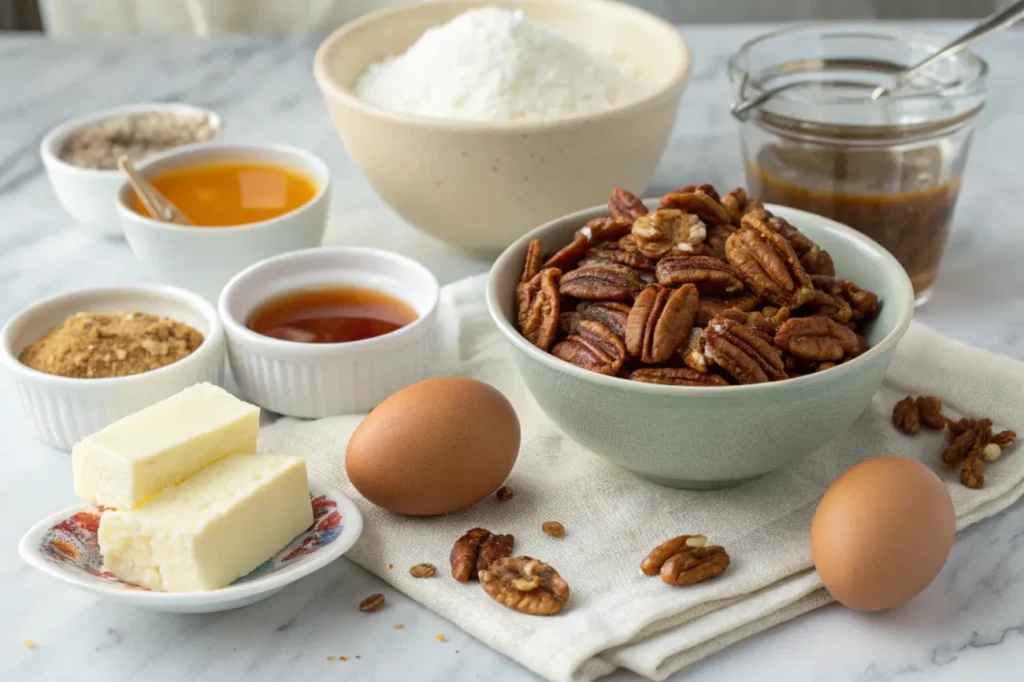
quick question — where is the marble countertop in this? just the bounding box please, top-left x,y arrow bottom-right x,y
2,21 -> 1023,682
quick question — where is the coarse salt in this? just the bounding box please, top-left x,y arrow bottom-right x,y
354,7 -> 648,122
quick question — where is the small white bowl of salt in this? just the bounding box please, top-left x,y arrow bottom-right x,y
40,103 -> 224,237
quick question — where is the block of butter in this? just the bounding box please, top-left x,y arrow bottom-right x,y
98,453 -> 313,592
72,383 -> 259,508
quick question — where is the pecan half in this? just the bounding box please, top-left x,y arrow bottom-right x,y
703,223 -> 737,261
477,533 -> 515,574
625,284 -> 699,363
573,300 -> 631,339
774,317 -> 860,362
743,210 -> 817,256
543,217 -> 632,272
892,396 -> 921,435
516,268 -> 561,352
631,209 -> 707,258
659,189 -> 732,225
803,288 -> 853,324
520,239 -> 542,284
722,187 -> 764,226
641,534 -> 708,575
656,255 -> 744,295
942,420 -> 991,468
660,545 -> 731,586
450,528 -> 513,582
696,293 -> 760,326
609,188 -> 648,223
961,456 -> 984,489
704,315 -> 786,384
725,227 -> 814,308
552,319 -> 628,375
811,276 -> 880,322
478,557 -> 569,616
667,183 -> 721,202
991,429 -> 1017,448
917,396 -> 946,429
801,248 -> 836,277
582,244 -> 656,272
559,262 -> 645,301
629,367 -> 729,386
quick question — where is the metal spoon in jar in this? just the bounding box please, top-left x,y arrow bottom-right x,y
870,0 -> 1024,99
117,155 -> 194,226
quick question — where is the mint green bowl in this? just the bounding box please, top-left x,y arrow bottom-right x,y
486,203 -> 914,489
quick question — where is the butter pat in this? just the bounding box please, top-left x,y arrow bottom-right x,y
98,453 -> 312,592
72,383 -> 259,508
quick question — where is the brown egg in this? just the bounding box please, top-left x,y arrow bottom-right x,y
345,377 -> 520,516
811,456 -> 955,612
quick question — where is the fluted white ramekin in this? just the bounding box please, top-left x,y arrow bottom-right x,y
218,247 -> 440,418
1,285 -> 226,451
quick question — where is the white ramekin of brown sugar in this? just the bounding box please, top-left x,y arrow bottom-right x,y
0,284 -> 226,451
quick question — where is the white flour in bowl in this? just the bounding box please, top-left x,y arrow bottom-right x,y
353,7 -> 649,122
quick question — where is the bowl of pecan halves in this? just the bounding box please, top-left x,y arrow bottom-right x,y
486,184 -> 915,488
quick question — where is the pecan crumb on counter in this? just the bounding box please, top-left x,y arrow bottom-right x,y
358,593 -> 385,612
19,312 -> 203,379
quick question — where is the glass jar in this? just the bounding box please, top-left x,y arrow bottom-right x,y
729,24 -> 988,304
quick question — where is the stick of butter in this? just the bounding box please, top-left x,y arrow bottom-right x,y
72,383 -> 259,508
98,453 -> 313,592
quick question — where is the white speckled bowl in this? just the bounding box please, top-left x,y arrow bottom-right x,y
487,203 -> 915,488
314,0 -> 691,256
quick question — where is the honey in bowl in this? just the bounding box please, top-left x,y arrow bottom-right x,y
132,162 -> 317,227
247,286 -> 418,344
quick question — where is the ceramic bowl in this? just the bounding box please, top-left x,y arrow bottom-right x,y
487,203 -> 915,489
116,143 -> 331,303
18,475 -> 362,613
0,284 -> 226,451
218,246 -> 440,418
313,0 -> 691,256
40,102 -> 224,237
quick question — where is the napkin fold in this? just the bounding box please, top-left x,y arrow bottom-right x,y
260,273 -> 1024,682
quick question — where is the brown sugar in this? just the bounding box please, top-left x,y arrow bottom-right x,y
19,312 -> 204,379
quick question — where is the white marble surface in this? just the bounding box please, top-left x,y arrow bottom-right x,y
2,21 -> 1024,682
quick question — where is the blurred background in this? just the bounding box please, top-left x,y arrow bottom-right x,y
1,0 -> 1018,34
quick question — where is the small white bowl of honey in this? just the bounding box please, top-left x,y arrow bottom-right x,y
217,246 -> 440,417
116,142 -> 331,302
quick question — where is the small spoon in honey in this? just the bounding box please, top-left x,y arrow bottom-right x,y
117,155 -> 194,226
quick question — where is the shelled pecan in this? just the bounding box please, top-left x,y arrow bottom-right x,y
516,267 -> 561,352
704,315 -> 786,384
560,262 -> 645,301
552,318 -> 628,375
512,183 -> 880,386
725,227 -> 815,308
631,209 -> 707,258
625,284 -> 699,363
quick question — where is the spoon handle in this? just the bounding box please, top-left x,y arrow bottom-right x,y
871,0 -> 1024,99
117,156 -> 194,226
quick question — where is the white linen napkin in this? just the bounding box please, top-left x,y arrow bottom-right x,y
260,273 -> 1024,682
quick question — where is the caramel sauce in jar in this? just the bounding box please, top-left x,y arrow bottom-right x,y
748,146 -> 962,296
247,286 -> 417,344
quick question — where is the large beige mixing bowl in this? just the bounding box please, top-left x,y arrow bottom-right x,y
313,0 -> 691,257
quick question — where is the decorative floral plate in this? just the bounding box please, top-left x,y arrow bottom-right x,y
17,474 -> 363,613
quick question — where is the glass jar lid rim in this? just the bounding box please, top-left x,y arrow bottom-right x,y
729,21 -> 990,108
